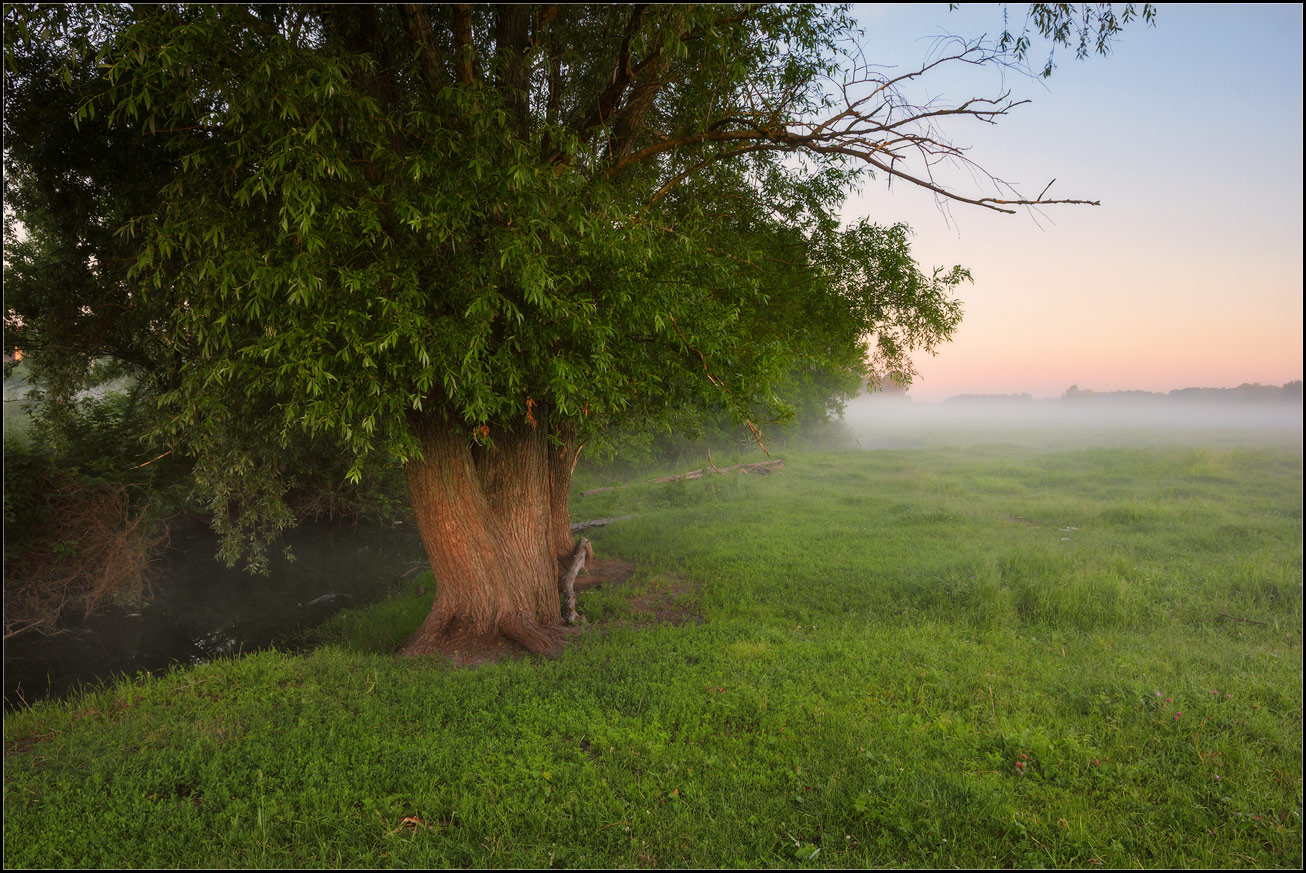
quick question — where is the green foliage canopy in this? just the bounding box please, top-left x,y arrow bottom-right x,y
3,4 -> 1152,565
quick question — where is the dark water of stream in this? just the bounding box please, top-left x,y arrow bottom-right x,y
3,515 -> 427,710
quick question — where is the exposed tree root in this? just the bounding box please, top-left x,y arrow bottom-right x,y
401,609 -> 575,663
500,611 -> 569,658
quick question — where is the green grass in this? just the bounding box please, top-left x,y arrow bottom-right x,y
4,440 -> 1302,868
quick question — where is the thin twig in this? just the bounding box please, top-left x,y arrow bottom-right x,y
127,449 -> 172,470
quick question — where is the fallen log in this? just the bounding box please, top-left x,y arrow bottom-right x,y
570,514 -> 639,532
646,469 -> 705,484
580,458 -> 784,496
647,459 -> 784,483
722,459 -> 785,474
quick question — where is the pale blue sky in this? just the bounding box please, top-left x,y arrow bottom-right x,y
839,3 -> 1303,401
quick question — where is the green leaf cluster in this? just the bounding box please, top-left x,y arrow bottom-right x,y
4,4 -> 1143,566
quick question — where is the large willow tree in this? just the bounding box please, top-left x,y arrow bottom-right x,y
3,4 -> 1151,656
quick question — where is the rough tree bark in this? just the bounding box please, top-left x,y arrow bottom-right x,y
401,407 -> 578,658
548,419 -> 584,569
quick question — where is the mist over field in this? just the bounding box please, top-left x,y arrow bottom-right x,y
838,393 -> 1304,450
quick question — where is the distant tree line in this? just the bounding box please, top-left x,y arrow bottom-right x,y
1062,382 -> 1303,404
942,382 -> 1303,405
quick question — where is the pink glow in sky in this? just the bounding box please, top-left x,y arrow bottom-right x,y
841,4 -> 1303,402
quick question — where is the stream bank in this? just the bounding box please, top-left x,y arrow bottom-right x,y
3,515 -> 426,709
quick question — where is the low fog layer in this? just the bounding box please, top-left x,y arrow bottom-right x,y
838,395 -> 1303,450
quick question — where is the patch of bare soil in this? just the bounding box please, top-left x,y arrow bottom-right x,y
3,731 -> 57,758
581,558 -> 704,631
573,557 -> 637,592
620,575 -> 704,628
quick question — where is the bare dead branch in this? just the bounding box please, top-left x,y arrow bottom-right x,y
3,476 -> 166,640
127,448 -> 172,471
620,40 -> 1100,214
559,536 -> 589,625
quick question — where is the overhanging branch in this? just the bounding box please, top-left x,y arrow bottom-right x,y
622,40 -> 1102,214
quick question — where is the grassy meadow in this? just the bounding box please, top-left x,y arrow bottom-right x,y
3,434 -> 1302,867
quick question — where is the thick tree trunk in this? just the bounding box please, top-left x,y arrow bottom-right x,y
401,408 -> 570,658
548,420 -> 583,568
